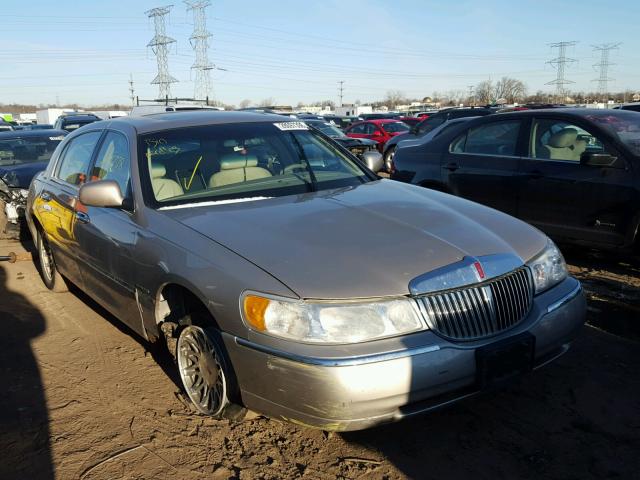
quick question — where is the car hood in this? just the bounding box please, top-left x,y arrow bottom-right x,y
0,161 -> 48,188
161,180 -> 547,299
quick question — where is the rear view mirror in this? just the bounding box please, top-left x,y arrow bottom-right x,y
580,152 -> 618,167
79,180 -> 126,208
361,151 -> 384,173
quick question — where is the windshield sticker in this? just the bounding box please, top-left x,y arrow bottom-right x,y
274,122 -> 309,131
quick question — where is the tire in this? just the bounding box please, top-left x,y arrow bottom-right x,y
176,324 -> 234,417
36,229 -> 68,293
383,145 -> 396,172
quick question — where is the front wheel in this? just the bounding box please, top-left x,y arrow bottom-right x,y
383,146 -> 396,172
36,229 -> 68,292
177,325 -> 232,417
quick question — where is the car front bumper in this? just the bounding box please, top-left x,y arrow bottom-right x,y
223,277 -> 586,431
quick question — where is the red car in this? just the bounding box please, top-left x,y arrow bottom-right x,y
345,119 -> 410,152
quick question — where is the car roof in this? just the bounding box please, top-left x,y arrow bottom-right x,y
60,114 -> 100,121
494,107 -> 636,118
0,129 -> 67,139
368,119 -> 405,124
109,110 -> 291,134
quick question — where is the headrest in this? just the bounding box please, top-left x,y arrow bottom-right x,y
220,154 -> 258,170
548,128 -> 578,148
151,164 -> 167,178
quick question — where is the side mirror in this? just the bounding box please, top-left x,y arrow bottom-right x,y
372,130 -> 384,137
79,180 -> 126,208
580,152 -> 618,167
361,151 -> 384,173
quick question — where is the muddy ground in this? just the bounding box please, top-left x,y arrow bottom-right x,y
0,237 -> 639,480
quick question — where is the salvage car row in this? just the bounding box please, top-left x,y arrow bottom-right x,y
20,110 -> 590,431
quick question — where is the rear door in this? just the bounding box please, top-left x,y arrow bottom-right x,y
442,118 -> 525,215
518,115 -> 635,246
73,131 -> 142,331
36,130 -> 103,286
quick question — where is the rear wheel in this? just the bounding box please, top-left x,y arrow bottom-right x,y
36,229 -> 68,292
177,325 -> 232,417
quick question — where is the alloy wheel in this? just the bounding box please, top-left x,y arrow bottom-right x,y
177,325 -> 228,416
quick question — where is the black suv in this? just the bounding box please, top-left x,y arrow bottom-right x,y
53,113 -> 101,132
391,108 -> 640,252
382,107 -> 492,171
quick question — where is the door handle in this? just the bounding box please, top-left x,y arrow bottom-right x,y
76,211 -> 90,224
444,162 -> 459,172
40,192 -> 51,202
528,170 -> 544,179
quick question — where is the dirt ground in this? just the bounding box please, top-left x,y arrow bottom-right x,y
1,237 -> 639,480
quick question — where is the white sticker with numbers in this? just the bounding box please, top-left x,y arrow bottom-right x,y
274,121 -> 309,131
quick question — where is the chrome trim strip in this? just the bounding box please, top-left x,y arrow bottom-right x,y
546,283 -> 583,314
234,337 -> 440,367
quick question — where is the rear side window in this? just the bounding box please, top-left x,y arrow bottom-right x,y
56,131 -> 102,186
90,132 -> 131,197
450,121 -> 521,156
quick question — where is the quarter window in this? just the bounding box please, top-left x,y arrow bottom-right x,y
56,131 -> 102,186
91,132 -> 131,197
530,118 -> 607,162
450,121 -> 520,156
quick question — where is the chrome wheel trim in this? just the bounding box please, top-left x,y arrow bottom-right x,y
177,325 -> 227,416
39,233 -> 54,282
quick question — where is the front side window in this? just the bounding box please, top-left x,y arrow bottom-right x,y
56,131 -> 102,186
91,132 -> 131,197
530,119 -> 607,161
450,120 -> 520,156
139,122 -> 372,205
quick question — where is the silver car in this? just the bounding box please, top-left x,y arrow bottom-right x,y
26,112 -> 586,431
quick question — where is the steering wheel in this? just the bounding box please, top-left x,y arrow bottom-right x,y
283,163 -> 307,174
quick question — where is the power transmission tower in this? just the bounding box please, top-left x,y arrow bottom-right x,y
338,81 -> 345,107
146,6 -> 178,99
467,85 -> 475,106
129,74 -> 136,105
546,41 -> 577,102
184,0 -> 215,100
592,43 -> 621,102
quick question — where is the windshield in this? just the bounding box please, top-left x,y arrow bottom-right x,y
138,122 -> 372,207
382,122 -> 410,133
0,134 -> 65,166
585,112 -> 640,156
310,122 -> 346,138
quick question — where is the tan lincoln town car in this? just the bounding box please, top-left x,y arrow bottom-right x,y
26,111 -> 586,431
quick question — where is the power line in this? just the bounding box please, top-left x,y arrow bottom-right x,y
146,5 -> 178,99
546,41 -> 577,101
592,43 -> 621,102
338,80 -> 345,106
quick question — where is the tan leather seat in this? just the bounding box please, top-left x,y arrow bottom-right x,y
543,128 -> 584,161
209,154 -> 271,188
151,164 -> 184,201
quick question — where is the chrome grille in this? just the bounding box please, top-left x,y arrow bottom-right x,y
417,267 -> 533,341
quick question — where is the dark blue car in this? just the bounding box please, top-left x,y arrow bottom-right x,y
0,129 -> 67,238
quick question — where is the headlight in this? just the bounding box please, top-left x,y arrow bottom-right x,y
526,239 -> 568,294
242,294 -> 425,344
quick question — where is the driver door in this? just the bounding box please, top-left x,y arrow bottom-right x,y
518,116 -> 635,246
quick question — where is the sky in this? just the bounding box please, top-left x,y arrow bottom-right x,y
1,0 -> 639,107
